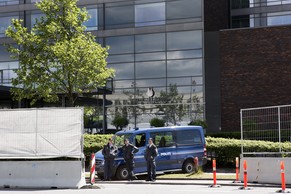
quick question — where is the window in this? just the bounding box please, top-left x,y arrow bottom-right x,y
151,131 -> 175,148
267,11 -> 291,26
107,63 -> 134,80
135,2 -> 165,27
176,130 -> 202,146
167,31 -> 202,50
167,49 -> 202,60
105,5 -> 134,29
0,0 -> 19,6
135,78 -> 166,88
136,61 -> 166,79
84,8 -> 98,31
107,54 -> 134,64
135,33 -> 165,53
167,59 -> 203,77
106,36 -> 134,54
114,133 -> 133,148
167,0 -> 202,20
134,133 -> 146,147
135,52 -> 165,62
0,13 -> 19,37
267,0 -> 291,6
0,45 -> 16,61
231,15 -> 254,28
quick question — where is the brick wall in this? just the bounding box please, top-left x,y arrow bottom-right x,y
220,26 -> 291,131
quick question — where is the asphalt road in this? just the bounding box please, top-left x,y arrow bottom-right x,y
0,182 -> 286,194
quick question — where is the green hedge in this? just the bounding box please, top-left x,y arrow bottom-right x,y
83,134 -> 113,163
205,137 -> 291,167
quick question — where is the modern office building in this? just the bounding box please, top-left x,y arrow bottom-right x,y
0,0 -> 290,132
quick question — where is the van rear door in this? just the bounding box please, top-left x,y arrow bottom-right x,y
175,128 -> 205,168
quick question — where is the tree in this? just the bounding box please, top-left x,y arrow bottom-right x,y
111,115 -> 129,130
156,84 -> 186,125
5,0 -> 114,106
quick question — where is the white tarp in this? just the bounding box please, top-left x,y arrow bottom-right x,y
0,108 -> 83,159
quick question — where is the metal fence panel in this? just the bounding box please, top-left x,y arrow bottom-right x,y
241,105 -> 291,156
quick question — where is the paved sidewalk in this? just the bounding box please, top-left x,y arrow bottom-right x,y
89,177 -> 289,189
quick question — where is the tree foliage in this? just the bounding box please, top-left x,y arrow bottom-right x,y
5,0 -> 114,106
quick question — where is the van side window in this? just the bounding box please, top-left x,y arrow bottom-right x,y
134,133 -> 146,147
151,131 -> 174,147
176,130 -> 202,146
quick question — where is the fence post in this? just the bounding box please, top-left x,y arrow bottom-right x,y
239,160 -> 251,190
233,157 -> 241,183
90,153 -> 96,185
276,161 -> 288,193
209,159 -> 221,188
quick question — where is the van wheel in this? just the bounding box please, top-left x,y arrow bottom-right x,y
182,159 -> 195,173
116,165 -> 129,180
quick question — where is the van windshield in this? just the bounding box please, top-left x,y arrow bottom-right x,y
113,133 -> 133,148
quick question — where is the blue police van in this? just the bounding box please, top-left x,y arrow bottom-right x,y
95,126 -> 207,180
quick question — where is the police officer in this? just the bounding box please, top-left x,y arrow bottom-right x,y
122,138 -> 139,181
144,138 -> 158,181
102,138 -> 117,181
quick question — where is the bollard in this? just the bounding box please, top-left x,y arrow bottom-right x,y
209,159 -> 221,188
194,157 -> 199,172
233,157 -> 241,183
276,161 -> 290,193
90,153 -> 96,185
239,160 -> 251,190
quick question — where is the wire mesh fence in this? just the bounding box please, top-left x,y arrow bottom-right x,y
240,105 -> 291,156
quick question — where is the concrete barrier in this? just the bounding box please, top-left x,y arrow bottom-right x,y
0,160 -> 86,189
240,157 -> 291,184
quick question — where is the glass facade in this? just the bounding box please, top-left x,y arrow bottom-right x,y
0,0 -> 204,128
231,0 -> 291,28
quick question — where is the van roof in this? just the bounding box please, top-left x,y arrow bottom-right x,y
115,125 -> 203,135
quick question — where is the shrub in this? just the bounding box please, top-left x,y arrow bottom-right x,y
150,117 -> 165,127
189,119 -> 208,129
111,116 -> 129,130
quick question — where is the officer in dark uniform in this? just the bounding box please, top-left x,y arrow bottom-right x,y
122,138 -> 139,181
144,138 -> 158,181
102,138 -> 117,181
